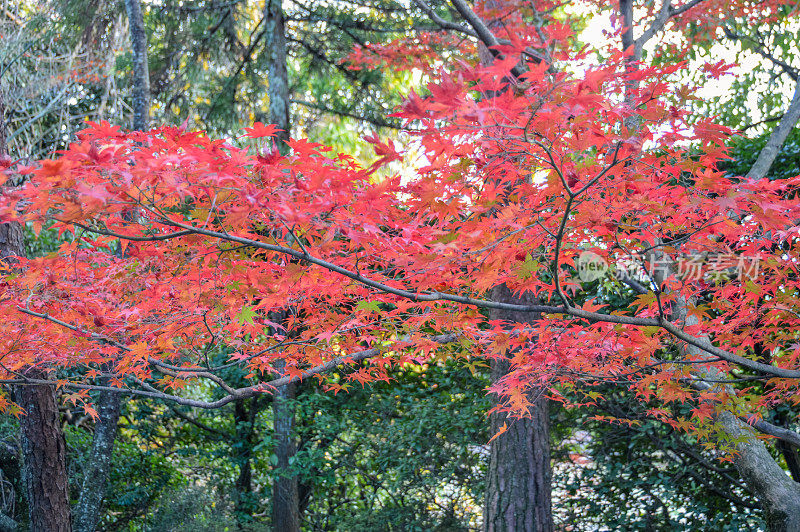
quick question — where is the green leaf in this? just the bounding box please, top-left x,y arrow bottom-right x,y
356,300 -> 381,312
517,254 -> 539,279
227,280 -> 242,292
236,305 -> 257,325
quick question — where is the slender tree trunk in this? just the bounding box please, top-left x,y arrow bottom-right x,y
1,87 -> 71,532
271,379 -> 299,532
484,285 -> 552,532
265,0 -> 289,151
74,5 -> 150,529
264,3 -> 299,529
232,398 -> 259,525
73,389 -> 120,532
124,0 -> 150,132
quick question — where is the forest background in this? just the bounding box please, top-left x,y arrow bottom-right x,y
0,0 -> 799,531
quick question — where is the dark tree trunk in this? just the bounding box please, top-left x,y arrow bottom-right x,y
484,364 -> 551,532
271,379 -> 299,532
1,90 -> 71,532
0,224 -> 23,263
73,390 -> 120,532
232,398 -> 260,524
14,372 -> 71,532
483,285 -> 552,532
233,400 -> 253,511
8,228 -> 71,532
123,0 -> 150,131
470,3 -> 554,528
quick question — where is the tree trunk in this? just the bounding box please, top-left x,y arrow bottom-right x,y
717,410 -> 800,531
264,3 -> 298,529
73,6 -> 151,528
73,390 -> 120,532
4,226 -> 71,532
484,285 -> 552,532
232,398 -> 259,524
14,373 -> 71,532
123,0 -> 150,131
265,0 -> 289,151
72,4 -> 150,528
271,381 -> 299,532
484,360 -> 551,532
1,89 -> 71,532
473,3 -> 553,525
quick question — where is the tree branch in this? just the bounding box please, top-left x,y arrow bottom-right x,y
412,0 -> 477,37
3,333 -> 459,409
745,80 -> 800,181
67,214 -> 800,380
668,0 -> 706,17
723,27 -> 799,82
752,419 -> 800,449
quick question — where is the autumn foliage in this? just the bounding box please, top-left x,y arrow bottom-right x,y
1,0 -> 800,448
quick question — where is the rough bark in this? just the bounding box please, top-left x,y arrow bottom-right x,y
1,90 -> 71,532
470,3 -> 553,528
483,285 -> 552,532
715,409 -> 800,531
9,241 -> 71,532
0,225 -> 23,263
73,389 -> 121,532
123,0 -> 150,131
14,373 -> 71,532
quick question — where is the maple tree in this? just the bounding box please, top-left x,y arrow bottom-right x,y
2,0 -> 800,529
